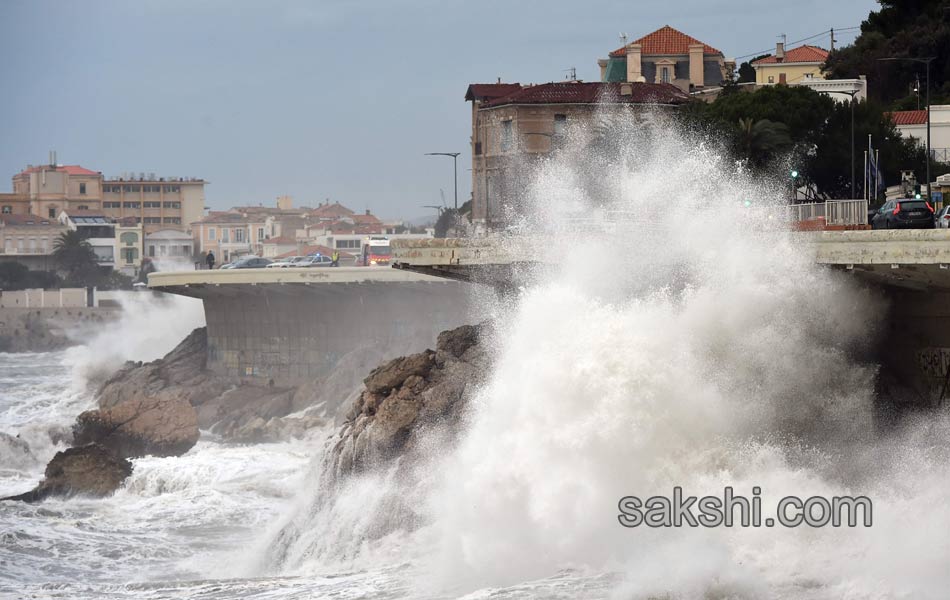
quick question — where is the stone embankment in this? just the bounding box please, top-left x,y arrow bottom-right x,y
0,307 -> 120,353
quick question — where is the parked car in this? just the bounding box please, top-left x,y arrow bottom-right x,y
266,256 -> 310,268
870,199 -> 936,229
936,206 -> 950,228
297,254 -> 333,268
220,256 -> 272,269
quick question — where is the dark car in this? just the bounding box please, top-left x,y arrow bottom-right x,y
870,199 -> 935,230
221,256 -> 272,269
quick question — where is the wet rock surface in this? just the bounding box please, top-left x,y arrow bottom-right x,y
329,323 -> 489,477
2,444 -> 132,503
73,395 -> 200,459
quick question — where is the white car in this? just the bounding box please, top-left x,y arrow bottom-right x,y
936,206 -> 950,228
266,256 -> 310,268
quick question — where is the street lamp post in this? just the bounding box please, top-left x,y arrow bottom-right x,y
879,56 -> 936,201
827,89 -> 859,200
425,152 -> 461,234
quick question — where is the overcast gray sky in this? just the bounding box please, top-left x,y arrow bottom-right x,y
0,0 -> 877,220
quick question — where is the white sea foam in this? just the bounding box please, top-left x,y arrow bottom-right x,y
262,111 -> 950,599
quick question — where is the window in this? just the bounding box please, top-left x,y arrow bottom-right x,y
501,120 -> 513,151
144,217 -> 162,224
234,228 -> 245,242
336,239 -> 360,249
144,201 -> 161,208
553,114 -> 567,136
103,202 -> 121,208
123,201 -> 141,208
768,75 -> 774,84
48,208 -> 56,218
123,185 -> 134,193
121,232 -> 138,245
661,67 -> 670,84
163,201 -> 181,209
148,245 -> 155,257
257,227 -> 264,240
163,185 -> 180,193
221,228 -> 229,243
1,206 -> 11,214
208,227 -> 216,240
163,217 -> 181,224
79,183 -> 86,195
474,141 -> 482,156
77,205 -> 89,210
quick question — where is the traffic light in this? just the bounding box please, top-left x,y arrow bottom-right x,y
914,184 -> 922,199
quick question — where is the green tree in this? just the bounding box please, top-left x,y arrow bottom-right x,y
736,55 -> 769,84
52,231 -> 103,286
0,262 -> 62,290
825,0 -> 950,107
736,118 -> 793,167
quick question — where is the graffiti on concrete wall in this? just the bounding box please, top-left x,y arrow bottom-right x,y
916,347 -> 950,379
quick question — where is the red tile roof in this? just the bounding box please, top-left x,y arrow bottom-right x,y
262,235 -> 297,245
0,214 -> 61,226
888,109 -> 928,126
482,81 -> 690,108
310,202 -> 354,219
465,83 -> 524,102
195,211 -> 265,224
752,45 -> 829,65
609,25 -> 722,58
17,164 -> 100,176
351,213 -> 381,224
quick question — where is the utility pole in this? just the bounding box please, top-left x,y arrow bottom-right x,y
878,56 -> 936,201
830,28 -> 835,52
828,89 -> 859,199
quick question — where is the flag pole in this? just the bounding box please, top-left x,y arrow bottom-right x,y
864,150 -> 868,200
875,148 -> 880,201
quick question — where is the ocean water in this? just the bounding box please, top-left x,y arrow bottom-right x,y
6,115 -> 950,599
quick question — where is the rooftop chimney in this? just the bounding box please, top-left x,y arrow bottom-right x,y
365,209 -> 371,216
776,42 -> 785,62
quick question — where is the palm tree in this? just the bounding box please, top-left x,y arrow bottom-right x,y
52,230 -> 99,283
736,118 -> 792,166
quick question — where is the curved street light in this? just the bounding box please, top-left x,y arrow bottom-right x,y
424,152 -> 461,234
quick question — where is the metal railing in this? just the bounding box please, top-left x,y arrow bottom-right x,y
790,199 -> 868,226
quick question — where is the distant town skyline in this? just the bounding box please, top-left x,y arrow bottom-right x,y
0,0 -> 876,220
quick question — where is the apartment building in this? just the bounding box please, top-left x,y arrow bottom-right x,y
465,80 -> 690,228
598,26 -> 733,92
3,157 -> 206,236
0,213 -> 68,271
192,211 -> 269,262
100,176 -> 205,235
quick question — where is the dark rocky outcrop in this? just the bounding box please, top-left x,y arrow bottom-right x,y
329,323 -> 489,477
95,327 -> 333,442
2,444 -> 132,503
73,395 -> 200,459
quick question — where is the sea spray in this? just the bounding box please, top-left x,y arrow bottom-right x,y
63,291 -> 205,386
254,109 -> 950,598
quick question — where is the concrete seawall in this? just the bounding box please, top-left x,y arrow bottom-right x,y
149,267 -> 474,386
0,307 -> 121,353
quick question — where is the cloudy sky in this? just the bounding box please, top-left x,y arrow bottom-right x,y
0,0 -> 877,220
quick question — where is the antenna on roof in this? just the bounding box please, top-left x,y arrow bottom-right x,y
565,67 -> 577,81
620,32 -> 627,46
